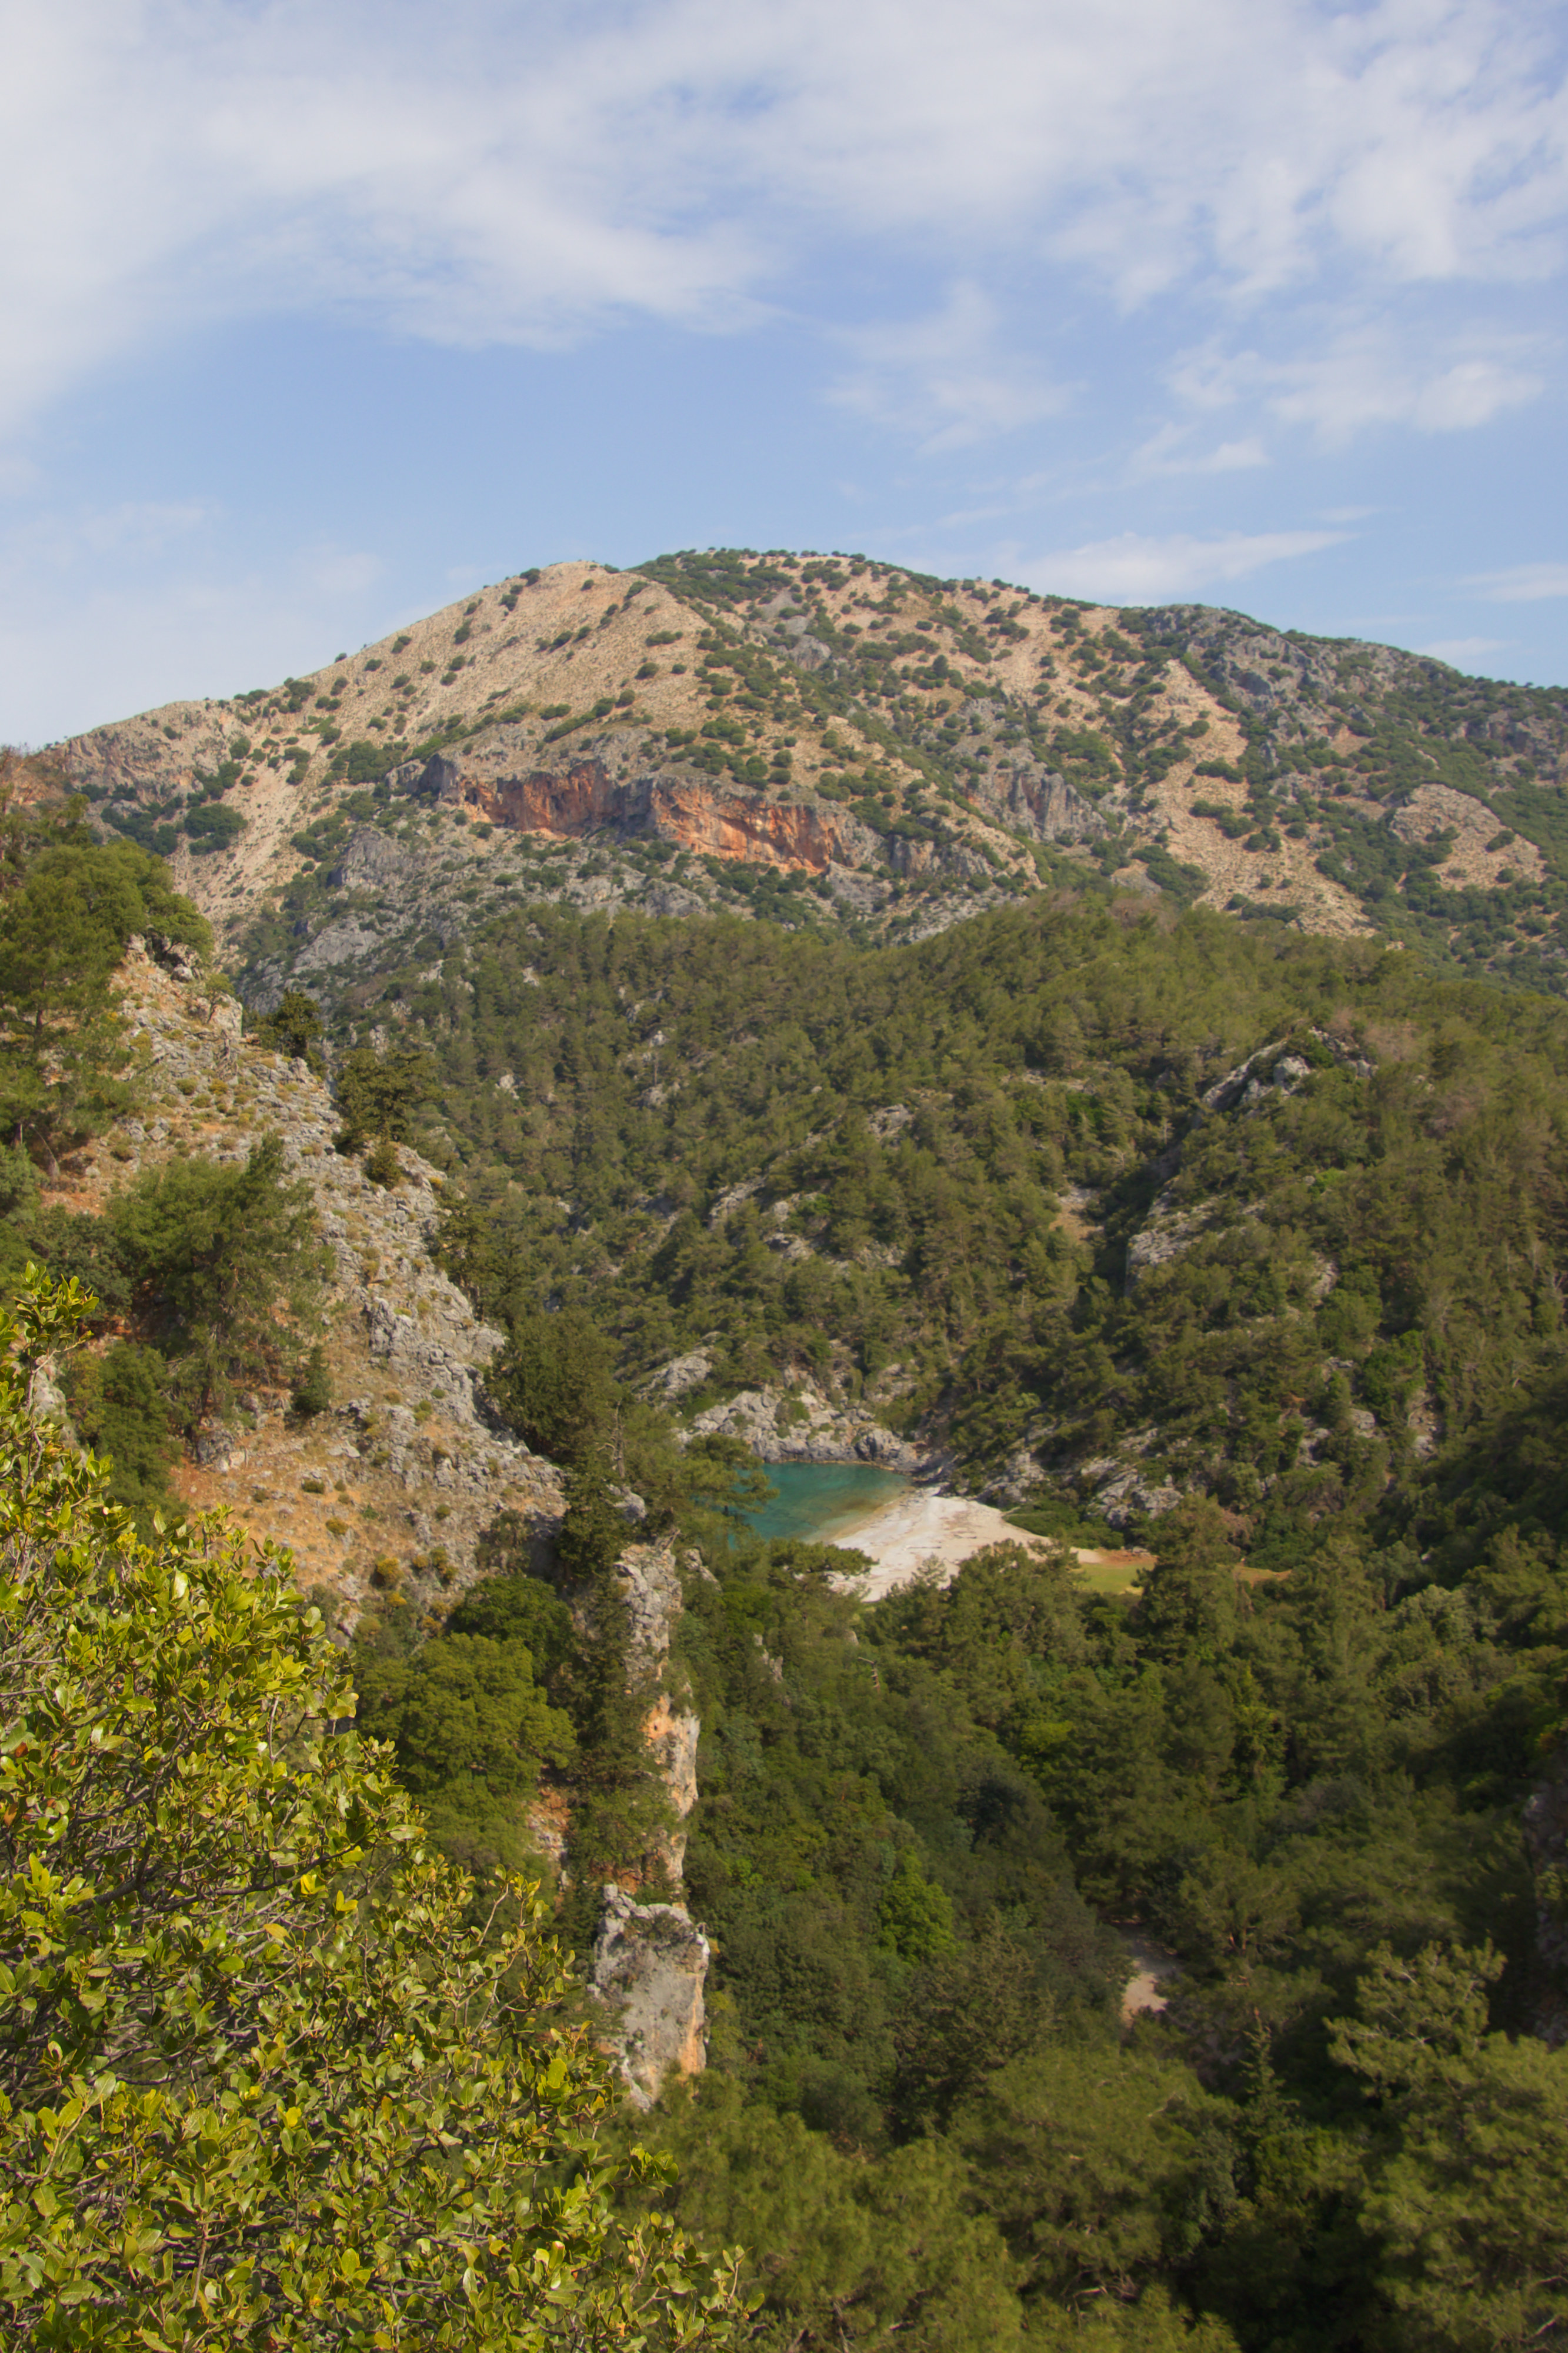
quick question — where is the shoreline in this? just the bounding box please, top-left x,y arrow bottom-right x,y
815,1487 -> 1152,1601
820,1487 -> 1055,1599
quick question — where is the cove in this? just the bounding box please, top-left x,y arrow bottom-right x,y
742,1461 -> 910,1547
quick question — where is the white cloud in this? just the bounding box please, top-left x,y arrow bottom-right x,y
1129,424 -> 1270,478
1418,635 -> 1508,662
1021,526 -> 1348,602
1,0 -> 1565,441
307,548 -> 385,598
0,498 -> 215,619
828,285 -> 1068,450
1467,561 -> 1568,600
1410,357 -> 1546,429
1274,347 -> 1544,443
1169,327 -> 1547,448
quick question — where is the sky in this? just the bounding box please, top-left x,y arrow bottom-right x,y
3,0 -> 1567,744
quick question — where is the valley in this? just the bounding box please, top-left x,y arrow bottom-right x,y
6,551 -> 1568,2349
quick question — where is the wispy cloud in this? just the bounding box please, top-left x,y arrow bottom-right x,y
828,285 -> 1068,451
0,498 -> 214,580
1169,327 -> 1548,449
1129,423 -> 1270,478
1467,561 -> 1568,601
2,0 -> 1566,441
1272,347 -> 1546,444
0,513 -> 386,738
1022,526 -> 1348,603
1419,635 -> 1509,664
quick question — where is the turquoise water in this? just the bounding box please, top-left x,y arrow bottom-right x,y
742,1461 -> 910,1546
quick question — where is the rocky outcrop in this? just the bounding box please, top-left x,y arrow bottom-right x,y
1197,1041 -> 1313,1118
1081,1464 -> 1183,1527
616,1539 -> 685,1675
83,943 -> 565,1627
982,1434 -> 1180,1527
645,1704 -> 696,1826
401,738 -> 883,876
683,1379 -> 933,1475
326,827 -> 422,892
646,1349 -> 714,1400
1125,1187 -> 1218,1292
971,759 -> 1106,844
611,1541 -> 702,1881
582,1544 -> 710,2103
589,1885 -> 709,2108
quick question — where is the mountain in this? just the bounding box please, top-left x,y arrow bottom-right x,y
46,548 -> 1568,1008
11,567 -> 1568,2349
33,545 -> 1568,1522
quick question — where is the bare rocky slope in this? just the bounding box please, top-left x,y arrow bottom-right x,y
42,548 -> 1568,1008
58,936 -> 565,1631
40,937 -> 711,2102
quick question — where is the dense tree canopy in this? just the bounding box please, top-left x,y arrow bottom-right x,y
0,1269 -> 745,2349
384,896 -> 1568,1564
0,807 -> 208,1169
106,1131 -> 325,1422
5,825 -> 1566,2345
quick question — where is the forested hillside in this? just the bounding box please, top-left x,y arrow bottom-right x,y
342,885 -> 1568,2347
352,892 -> 1568,1557
9,568 -> 1568,2350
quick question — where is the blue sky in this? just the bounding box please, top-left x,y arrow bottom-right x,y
4,0 -> 1567,742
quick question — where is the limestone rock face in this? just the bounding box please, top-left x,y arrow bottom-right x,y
1125,1186 -> 1217,1291
1087,1466 -> 1183,1528
971,759 -> 1106,844
78,942 -> 565,1627
578,1542 -> 709,2088
327,828 -> 420,892
646,1349 -> 713,1399
615,1541 -> 685,1675
401,739 -> 884,878
589,1885 -> 709,2109
683,1379 -> 932,1475
643,1692 -> 700,1873
610,1541 -> 702,1879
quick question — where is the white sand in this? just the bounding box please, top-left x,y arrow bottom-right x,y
824,1489 -> 1050,1599
822,1489 -> 1153,1601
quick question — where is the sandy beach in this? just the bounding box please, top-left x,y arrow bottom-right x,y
823,1488 -> 1047,1598
821,1488 -> 1153,1600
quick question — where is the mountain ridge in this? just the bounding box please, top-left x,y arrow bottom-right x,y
38,547 -> 1568,1009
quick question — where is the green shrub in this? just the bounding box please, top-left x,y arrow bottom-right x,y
365,1134 -> 402,1187
291,1345 -> 333,1417
252,989 -> 325,1071
184,801 -> 247,854
63,1338 -> 176,1515
106,1135 -> 322,1423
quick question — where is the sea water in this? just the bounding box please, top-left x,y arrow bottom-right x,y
742,1461 -> 910,1547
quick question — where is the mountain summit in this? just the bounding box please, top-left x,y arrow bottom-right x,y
50,547 -> 1568,1006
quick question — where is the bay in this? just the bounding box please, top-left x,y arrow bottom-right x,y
742,1460 -> 910,1547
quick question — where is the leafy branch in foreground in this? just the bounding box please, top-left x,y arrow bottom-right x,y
0,1267 -> 746,2350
